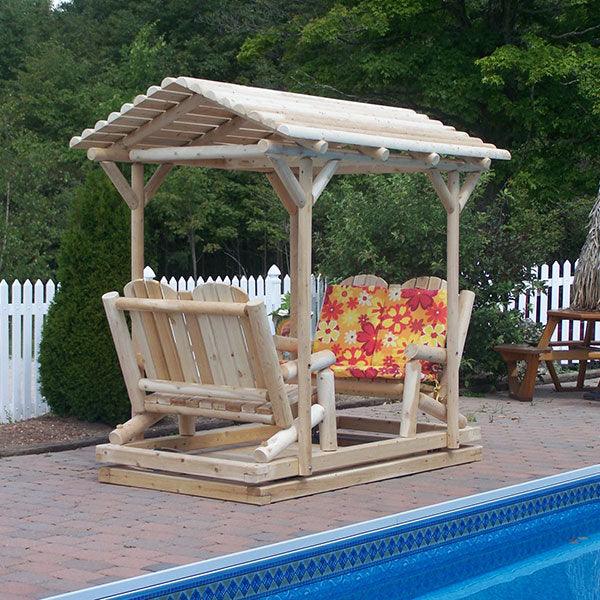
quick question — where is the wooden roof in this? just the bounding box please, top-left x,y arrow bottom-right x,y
70,77 -> 510,173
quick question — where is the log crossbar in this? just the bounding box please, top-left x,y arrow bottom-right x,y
114,296 -> 248,316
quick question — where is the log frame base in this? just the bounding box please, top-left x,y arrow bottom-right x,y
96,419 -> 481,504
99,445 -> 482,505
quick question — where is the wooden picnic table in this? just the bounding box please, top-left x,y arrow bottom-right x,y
495,308 -> 600,401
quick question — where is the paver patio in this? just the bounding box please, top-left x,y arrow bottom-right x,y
1,386 -> 598,599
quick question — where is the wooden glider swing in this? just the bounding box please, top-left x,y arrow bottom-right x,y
70,77 -> 511,504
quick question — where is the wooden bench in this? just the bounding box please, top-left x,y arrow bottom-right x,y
495,308 -> 600,401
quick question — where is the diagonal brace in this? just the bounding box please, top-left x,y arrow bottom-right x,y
100,162 -> 138,209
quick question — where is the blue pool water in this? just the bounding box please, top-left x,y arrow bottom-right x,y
47,466 -> 600,600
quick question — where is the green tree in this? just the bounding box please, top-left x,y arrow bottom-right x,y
38,170 -> 130,424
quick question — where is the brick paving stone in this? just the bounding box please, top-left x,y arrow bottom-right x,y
1,387 -> 598,599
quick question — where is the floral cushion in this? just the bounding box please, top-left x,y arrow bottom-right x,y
313,283 -> 448,381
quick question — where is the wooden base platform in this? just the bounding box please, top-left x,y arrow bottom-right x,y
99,445 -> 482,505
96,417 -> 482,504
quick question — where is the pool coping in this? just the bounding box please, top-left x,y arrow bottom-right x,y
44,464 -> 600,600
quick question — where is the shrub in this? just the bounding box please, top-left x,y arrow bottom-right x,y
39,170 -> 131,424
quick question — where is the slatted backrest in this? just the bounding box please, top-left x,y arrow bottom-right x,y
190,283 -> 292,427
340,274 -> 388,288
400,276 -> 447,290
124,279 -> 199,383
120,280 -> 293,428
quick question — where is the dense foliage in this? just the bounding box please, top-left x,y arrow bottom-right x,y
38,171 -> 130,423
2,0 -> 598,393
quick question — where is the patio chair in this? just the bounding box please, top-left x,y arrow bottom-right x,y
309,274 -> 475,437
101,279 -> 338,463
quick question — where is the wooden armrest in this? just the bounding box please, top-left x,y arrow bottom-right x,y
280,350 -> 336,381
494,344 -> 550,356
274,335 -> 298,353
404,344 -> 447,363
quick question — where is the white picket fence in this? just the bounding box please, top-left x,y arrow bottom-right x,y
1,259 -> 592,424
507,260 -> 598,346
0,279 -> 56,423
0,265 -> 326,424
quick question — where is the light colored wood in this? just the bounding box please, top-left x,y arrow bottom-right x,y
254,404 -> 324,463
279,350 -> 335,380
458,172 -> 482,211
129,280 -> 169,379
100,161 -> 138,210
316,369 -> 338,452
339,274 -> 388,287
427,171 -> 455,213
96,443 -> 298,483
102,292 -> 147,414
130,163 -> 145,279
115,296 -> 247,316
257,445 -> 483,504
144,164 -> 173,204
399,360 -> 421,438
144,400 -> 275,423
118,92 -> 208,148
289,210 -> 298,337
409,151 -> 440,166
419,394 -> 468,428
404,344 -> 447,363
139,378 -> 267,402
270,156 -> 306,208
127,423 -> 277,450
159,284 -> 197,436
98,445 -> 482,504
444,172 -> 461,449
109,413 -> 164,444
312,160 -> 339,202
266,171 -> 297,215
177,290 -> 214,385
311,427 -> 479,472
297,139 -> 328,154
192,283 -> 254,388
89,147 -> 131,162
245,300 -> 294,428
358,146 -> 389,161
297,157 -> 314,476
400,276 -> 446,290
273,335 -> 298,353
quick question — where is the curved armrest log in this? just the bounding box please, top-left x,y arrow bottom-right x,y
273,335 -> 299,353
280,350 -> 336,381
404,344 -> 447,363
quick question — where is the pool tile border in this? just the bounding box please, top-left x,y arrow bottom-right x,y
116,473 -> 600,600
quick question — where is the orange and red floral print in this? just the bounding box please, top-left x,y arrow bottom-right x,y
313,284 -> 448,382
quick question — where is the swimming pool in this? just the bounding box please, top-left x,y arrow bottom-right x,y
47,466 -> 600,599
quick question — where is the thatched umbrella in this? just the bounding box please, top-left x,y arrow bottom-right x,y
571,183 -> 600,311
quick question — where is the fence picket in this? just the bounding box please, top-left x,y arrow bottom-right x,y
22,280 -> 33,420
11,280 -> 22,421
33,280 -> 46,416
0,281 -> 9,423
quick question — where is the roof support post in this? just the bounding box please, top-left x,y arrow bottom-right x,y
131,163 -> 145,280
445,171 -> 460,450
297,157 -> 314,476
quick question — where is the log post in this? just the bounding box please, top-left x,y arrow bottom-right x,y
297,157 -> 314,475
445,171 -> 460,449
131,163 -> 145,279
